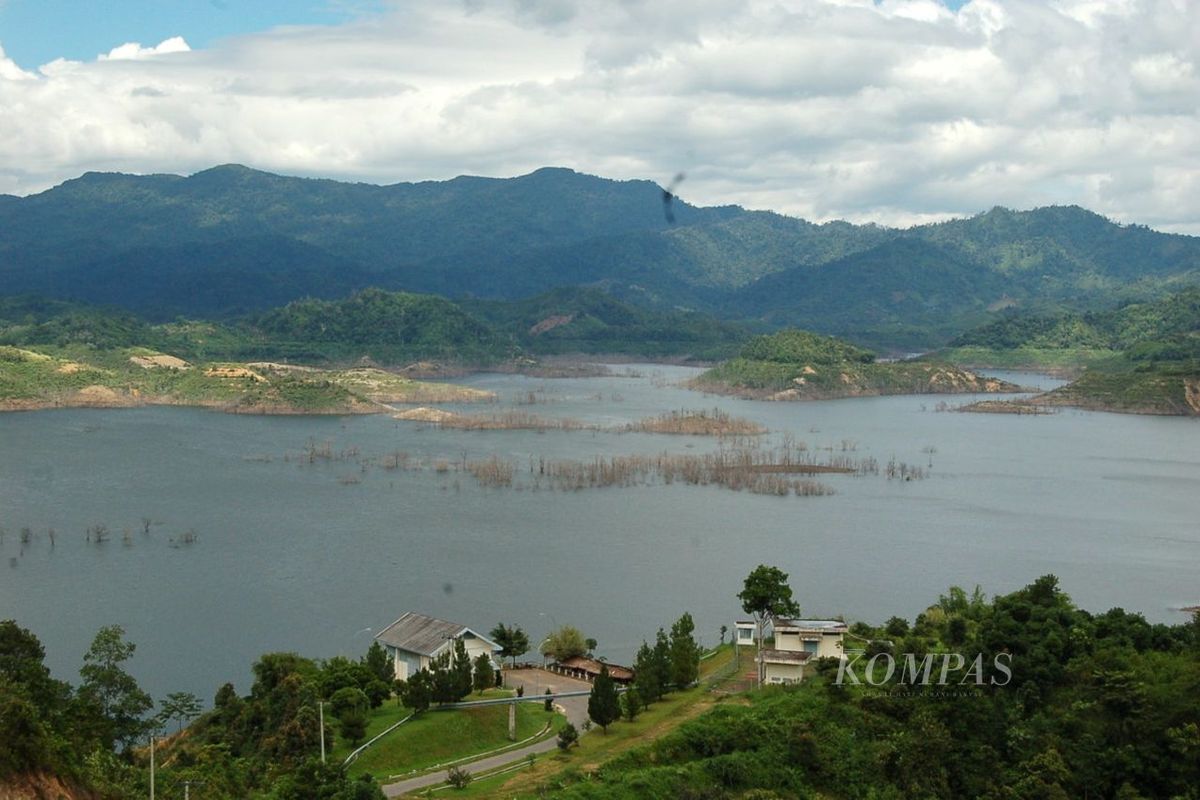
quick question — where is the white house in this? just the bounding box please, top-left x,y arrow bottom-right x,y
739,618 -> 848,685
374,612 -> 502,681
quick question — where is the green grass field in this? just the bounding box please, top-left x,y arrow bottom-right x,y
347,700 -> 561,781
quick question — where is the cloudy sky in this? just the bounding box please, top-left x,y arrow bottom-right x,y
1,0 -> 1197,232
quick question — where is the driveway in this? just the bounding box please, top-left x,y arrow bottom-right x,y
381,668 -> 592,797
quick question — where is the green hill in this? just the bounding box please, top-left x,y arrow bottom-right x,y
539,577 -> 1200,800
943,288 -> 1200,415
463,287 -> 750,359
253,288 -> 512,364
692,329 -> 1021,400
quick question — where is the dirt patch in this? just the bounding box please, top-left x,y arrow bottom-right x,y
1185,378 -> 1200,415
529,314 -> 575,336
246,362 -> 318,373
56,362 -> 84,374
394,406 -> 462,424
0,772 -> 97,800
205,366 -> 266,382
130,354 -> 190,370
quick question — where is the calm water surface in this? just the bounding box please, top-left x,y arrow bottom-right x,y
1,366 -> 1197,702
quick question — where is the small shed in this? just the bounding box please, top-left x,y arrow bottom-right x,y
551,656 -> 635,684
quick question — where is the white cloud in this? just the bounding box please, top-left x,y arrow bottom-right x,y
0,0 -> 1199,233
99,36 -> 192,61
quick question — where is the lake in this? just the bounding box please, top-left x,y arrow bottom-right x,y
1,366 -> 1197,703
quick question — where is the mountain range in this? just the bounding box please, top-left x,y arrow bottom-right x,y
3,165 -> 1199,350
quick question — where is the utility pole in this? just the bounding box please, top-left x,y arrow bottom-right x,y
149,735 -> 155,800
318,701 -> 326,764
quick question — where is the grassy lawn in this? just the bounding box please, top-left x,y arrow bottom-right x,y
451,646 -> 741,798
329,700 -> 414,764
348,699 -> 561,781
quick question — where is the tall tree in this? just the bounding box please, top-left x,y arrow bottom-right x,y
158,691 -> 203,732
669,613 -> 701,688
472,653 -> 494,695
652,629 -> 672,694
452,639 -> 474,701
738,565 -> 801,687
587,665 -> 621,733
77,624 -> 153,751
633,641 -> 660,706
363,641 -> 394,685
489,623 -> 530,667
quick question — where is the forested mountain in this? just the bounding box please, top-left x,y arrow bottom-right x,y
3,166 -> 1199,349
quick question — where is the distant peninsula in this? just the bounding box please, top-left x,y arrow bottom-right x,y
689,329 -> 1023,401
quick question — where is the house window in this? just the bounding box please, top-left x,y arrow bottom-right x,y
803,640 -> 819,654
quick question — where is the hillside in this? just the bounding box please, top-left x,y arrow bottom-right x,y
0,345 -> 492,414
254,288 -> 512,364
691,329 -> 1022,400
4,166 -> 1200,349
941,287 -> 1200,371
463,287 -> 750,359
940,288 -> 1200,416
530,577 -> 1200,800
0,288 -> 743,368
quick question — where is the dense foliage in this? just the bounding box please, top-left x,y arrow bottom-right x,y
548,577 -> 1200,799
255,288 -> 511,364
949,287 -> 1200,352
0,620 -> 388,799
464,287 -> 750,359
0,287 -> 746,367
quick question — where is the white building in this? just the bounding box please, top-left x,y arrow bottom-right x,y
737,618 -> 848,685
374,612 -> 502,681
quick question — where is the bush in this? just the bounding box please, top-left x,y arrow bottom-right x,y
446,765 -> 472,789
557,722 -> 579,751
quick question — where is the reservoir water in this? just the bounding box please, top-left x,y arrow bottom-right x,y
1,366 -> 1197,703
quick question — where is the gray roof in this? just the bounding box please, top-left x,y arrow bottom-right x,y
761,648 -> 813,665
374,612 -> 500,657
775,619 -> 847,632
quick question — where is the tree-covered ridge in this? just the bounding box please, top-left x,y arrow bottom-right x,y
0,619 -> 387,799
463,287 -> 750,359
737,329 -> 875,365
0,289 -> 745,368
943,288 -> 1200,415
546,577 -> 1200,800
4,166 -> 1200,349
255,288 -> 511,363
949,287 -> 1200,351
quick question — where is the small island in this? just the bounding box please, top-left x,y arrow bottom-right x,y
689,329 -> 1023,401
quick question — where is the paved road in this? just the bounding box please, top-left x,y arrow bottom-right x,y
381,669 -> 591,797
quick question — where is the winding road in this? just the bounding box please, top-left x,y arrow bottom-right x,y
381,669 -> 591,797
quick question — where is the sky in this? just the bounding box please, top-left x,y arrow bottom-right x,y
0,0 -> 1196,233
